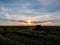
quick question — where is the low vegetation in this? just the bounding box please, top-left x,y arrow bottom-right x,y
0,26 -> 60,45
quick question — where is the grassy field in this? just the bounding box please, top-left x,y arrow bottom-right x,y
0,26 -> 60,45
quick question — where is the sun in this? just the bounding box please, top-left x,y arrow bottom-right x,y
27,20 -> 31,25
26,20 -> 34,26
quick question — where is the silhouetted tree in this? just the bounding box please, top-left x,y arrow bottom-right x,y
34,25 -> 41,30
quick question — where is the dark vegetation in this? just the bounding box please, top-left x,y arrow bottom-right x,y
0,26 -> 60,45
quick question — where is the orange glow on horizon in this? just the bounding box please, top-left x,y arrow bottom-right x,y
0,20 -> 56,26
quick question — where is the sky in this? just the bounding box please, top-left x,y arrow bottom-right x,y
0,0 -> 60,26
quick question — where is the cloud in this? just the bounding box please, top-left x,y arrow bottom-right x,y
0,0 -> 60,26
1,12 -> 60,23
38,0 -> 57,6
37,0 -> 60,12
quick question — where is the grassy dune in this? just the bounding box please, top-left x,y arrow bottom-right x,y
0,26 -> 60,45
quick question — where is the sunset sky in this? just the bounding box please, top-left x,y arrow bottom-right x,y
0,0 -> 60,26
